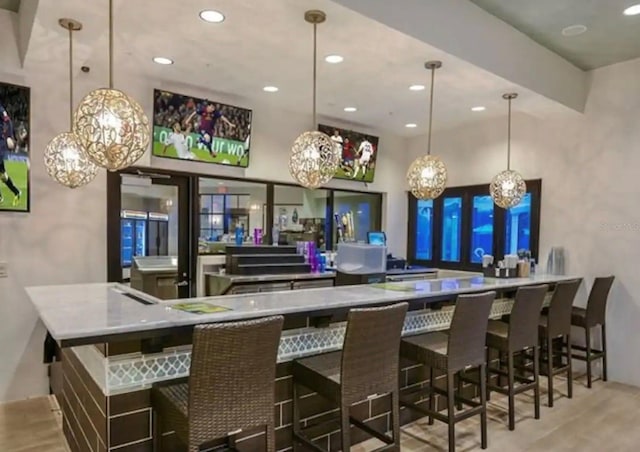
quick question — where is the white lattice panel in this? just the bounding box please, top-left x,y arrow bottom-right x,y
107,348 -> 192,393
88,298 -> 529,394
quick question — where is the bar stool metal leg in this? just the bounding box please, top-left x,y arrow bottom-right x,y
547,336 -> 554,407
507,351 -> 516,431
447,372 -> 456,452
480,363 -> 488,450
602,324 -> 608,382
428,367 -> 435,425
585,327 -> 592,388
457,372 -> 463,410
567,334 -> 573,399
533,346 -> 541,420
485,348 -> 491,402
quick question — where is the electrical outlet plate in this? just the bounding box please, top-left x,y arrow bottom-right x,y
0,262 -> 7,278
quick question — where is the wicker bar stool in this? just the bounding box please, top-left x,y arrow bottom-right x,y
570,276 -> 615,388
485,285 -> 548,430
151,316 -> 284,452
538,279 -> 581,407
292,302 -> 408,452
400,291 -> 496,452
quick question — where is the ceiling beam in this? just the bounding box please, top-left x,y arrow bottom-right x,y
331,0 -> 588,112
16,0 -> 39,67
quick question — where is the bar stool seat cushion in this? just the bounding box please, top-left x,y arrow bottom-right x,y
152,383 -> 189,440
292,351 -> 342,401
486,320 -> 509,351
571,307 -> 587,327
401,332 -> 449,371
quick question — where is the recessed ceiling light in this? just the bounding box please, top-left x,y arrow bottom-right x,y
344,107 -> 357,112
471,106 -> 486,112
405,123 -> 417,128
409,84 -> 425,91
624,4 -> 640,15
199,10 -> 225,23
152,57 -> 173,65
325,55 -> 344,64
561,24 -> 587,36
263,86 -> 279,93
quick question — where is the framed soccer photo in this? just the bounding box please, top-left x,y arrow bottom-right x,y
0,81 -> 30,212
152,89 -> 252,168
318,124 -> 379,183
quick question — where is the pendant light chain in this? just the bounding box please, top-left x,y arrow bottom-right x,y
507,95 -> 512,170
312,22 -> 317,128
68,27 -> 74,127
109,0 -> 114,89
427,66 -> 435,156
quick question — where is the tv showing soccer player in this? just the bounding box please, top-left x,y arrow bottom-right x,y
0,81 -> 29,212
318,124 -> 379,183
152,89 -> 252,167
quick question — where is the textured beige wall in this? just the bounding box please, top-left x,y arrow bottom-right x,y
408,57 -> 640,386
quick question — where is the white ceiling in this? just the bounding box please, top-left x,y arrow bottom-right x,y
22,0 -> 578,136
470,0 -> 640,70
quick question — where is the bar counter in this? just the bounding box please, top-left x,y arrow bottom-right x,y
27,274 -> 578,452
28,273 -> 575,346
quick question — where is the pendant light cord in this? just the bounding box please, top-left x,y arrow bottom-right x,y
312,22 -> 317,128
427,66 -> 435,155
507,96 -> 512,170
109,0 -> 114,89
68,27 -> 74,128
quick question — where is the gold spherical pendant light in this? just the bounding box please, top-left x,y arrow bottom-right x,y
73,0 -> 150,171
43,19 -> 98,189
490,93 -> 526,209
289,10 -> 340,189
407,61 -> 448,199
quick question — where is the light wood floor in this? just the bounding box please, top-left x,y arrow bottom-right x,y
1,375 -> 637,451
0,396 -> 69,452
356,374 -> 640,451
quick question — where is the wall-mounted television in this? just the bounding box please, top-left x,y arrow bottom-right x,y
0,81 -> 30,212
318,124 -> 379,183
152,89 -> 252,168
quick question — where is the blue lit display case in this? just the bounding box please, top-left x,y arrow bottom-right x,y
121,210 -> 148,267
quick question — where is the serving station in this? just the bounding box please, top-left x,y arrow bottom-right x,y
28,273 -> 577,452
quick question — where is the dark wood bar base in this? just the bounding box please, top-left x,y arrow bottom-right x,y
59,347 -> 487,451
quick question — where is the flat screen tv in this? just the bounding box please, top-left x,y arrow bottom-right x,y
152,89 -> 252,167
0,81 -> 30,212
318,124 -> 379,183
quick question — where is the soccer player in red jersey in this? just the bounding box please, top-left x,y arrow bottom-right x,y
186,102 -> 235,158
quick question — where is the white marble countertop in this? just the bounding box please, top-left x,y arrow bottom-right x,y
26,274 -> 579,344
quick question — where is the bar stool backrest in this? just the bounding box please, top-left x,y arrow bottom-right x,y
187,316 -> 284,448
341,302 -> 408,405
586,276 -> 615,327
508,285 -> 549,351
447,291 -> 496,372
547,279 -> 581,337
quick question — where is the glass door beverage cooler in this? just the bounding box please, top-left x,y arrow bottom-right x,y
121,210 -> 148,267
147,212 -> 169,256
